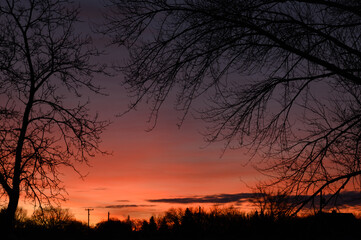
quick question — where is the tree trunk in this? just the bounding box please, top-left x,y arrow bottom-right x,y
4,190 -> 19,231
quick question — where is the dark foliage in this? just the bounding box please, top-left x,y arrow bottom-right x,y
95,219 -> 133,239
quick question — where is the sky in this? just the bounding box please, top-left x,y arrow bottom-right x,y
14,0 -> 361,225
55,66 -> 262,223
52,70 -> 262,224
57,105 -> 261,224
16,0 -> 263,224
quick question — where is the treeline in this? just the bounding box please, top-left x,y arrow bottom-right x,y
117,207 -> 361,240
0,207 -> 89,240
2,206 -> 361,240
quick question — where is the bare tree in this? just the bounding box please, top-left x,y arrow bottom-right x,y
0,0 -> 108,228
31,206 -> 74,228
251,186 -> 296,218
103,0 -> 361,214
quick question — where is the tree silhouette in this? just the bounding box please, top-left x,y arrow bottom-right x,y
252,187 -> 295,219
181,208 -> 193,232
148,216 -> 157,233
104,0 -> 361,213
0,0 -> 107,229
31,207 -> 74,228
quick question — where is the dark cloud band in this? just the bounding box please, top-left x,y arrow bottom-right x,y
147,191 -> 361,209
147,193 -> 258,204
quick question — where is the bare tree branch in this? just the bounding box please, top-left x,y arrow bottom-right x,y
103,0 -> 361,213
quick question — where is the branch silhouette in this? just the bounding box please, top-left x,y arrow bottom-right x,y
103,0 -> 361,212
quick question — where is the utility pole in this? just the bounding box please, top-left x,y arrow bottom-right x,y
85,208 -> 94,227
320,190 -> 323,213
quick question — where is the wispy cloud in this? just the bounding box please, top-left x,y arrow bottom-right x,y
147,193 -> 257,204
103,204 -> 155,209
93,187 -> 108,191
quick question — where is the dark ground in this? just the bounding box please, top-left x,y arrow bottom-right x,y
3,211 -> 361,240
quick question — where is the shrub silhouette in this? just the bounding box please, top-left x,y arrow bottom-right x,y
96,218 -> 133,239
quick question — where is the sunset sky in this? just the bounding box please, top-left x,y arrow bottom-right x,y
58,102 -> 261,224
14,0 -> 361,225
57,53 -> 262,223
55,66 -> 262,224
15,0 -> 263,224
